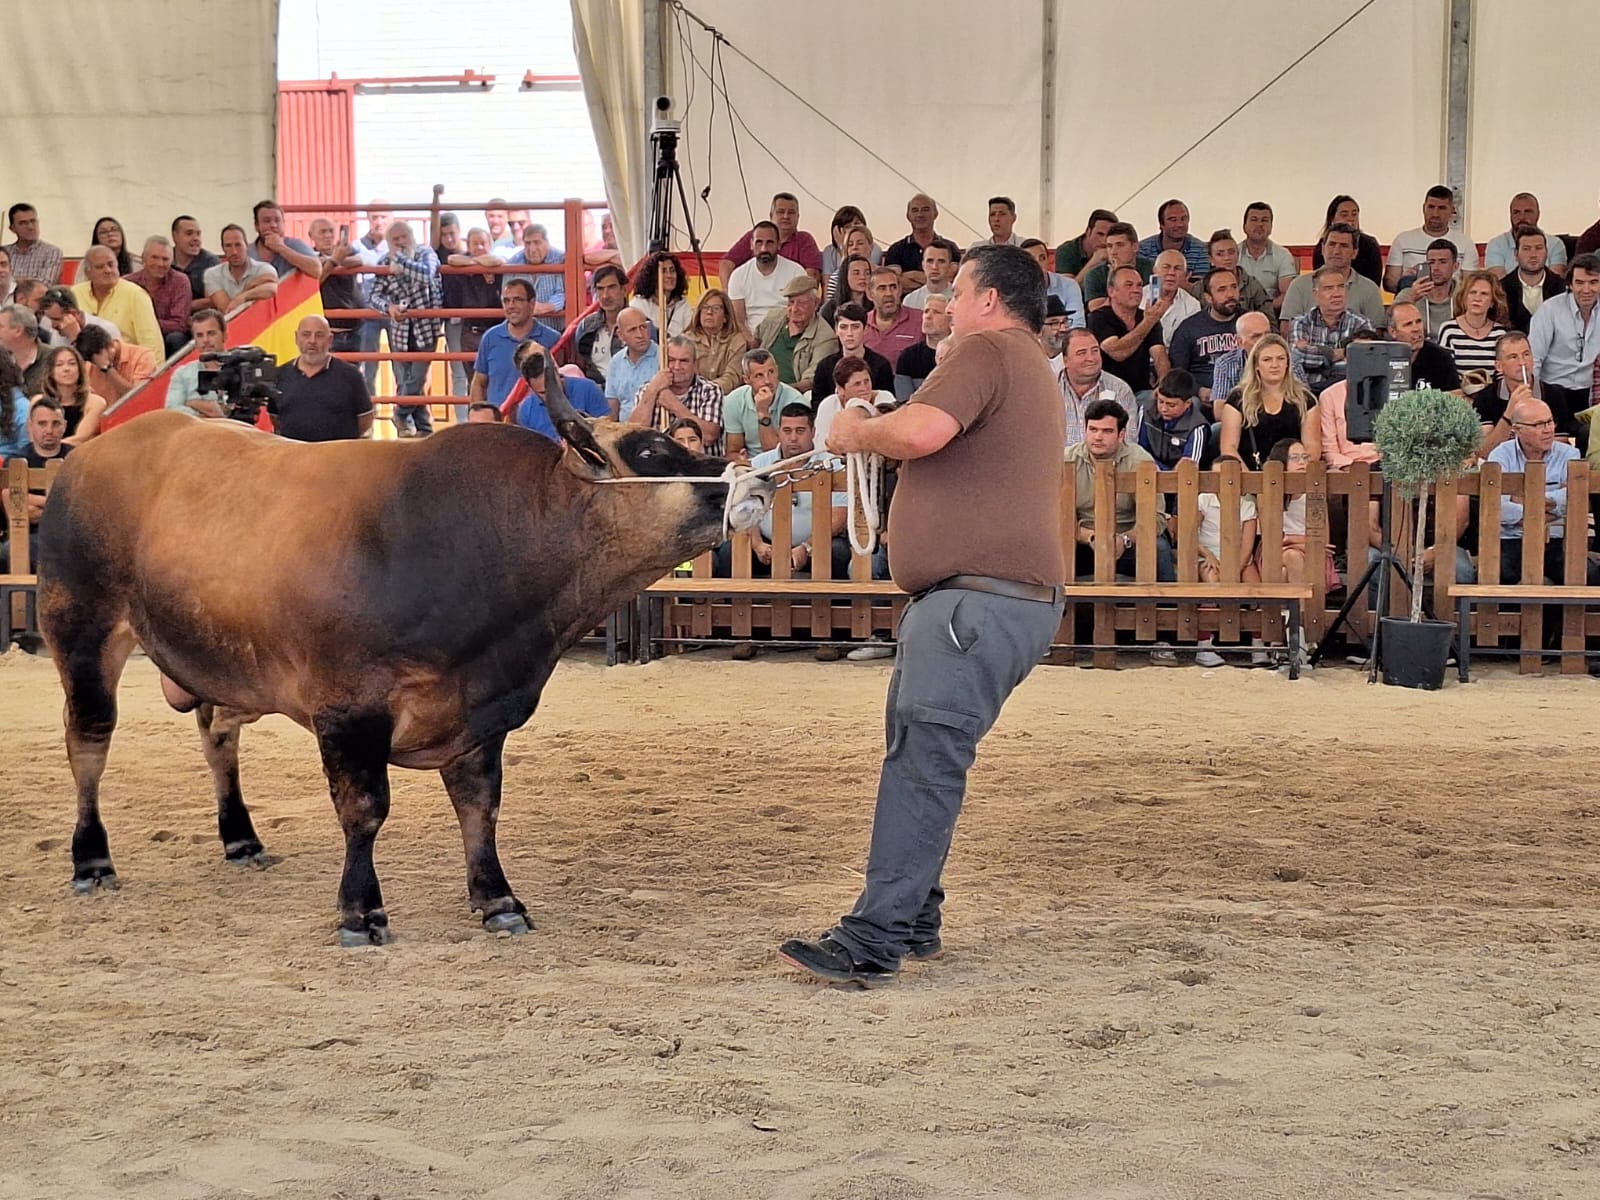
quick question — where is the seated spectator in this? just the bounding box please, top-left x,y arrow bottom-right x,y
36,344 -> 104,440
757,277 -> 839,392
812,302 -> 892,399
1486,194 -> 1567,280
309,217 -> 364,353
503,224 -> 566,319
862,266 -> 921,365
370,220 -> 443,438
722,347 -> 806,460
164,309 -> 231,419
204,224 -> 278,314
73,247 -> 163,356
170,215 -> 220,310
1487,395 -> 1600,585
894,293 -> 951,401
470,279 -> 563,411
0,397 -> 72,578
1065,397 -> 1176,580
1221,333 -> 1320,469
901,239 -> 959,309
1138,199 -> 1210,281
1089,265 -> 1169,398
1395,240 -> 1461,338
820,205 -> 881,279
604,308 -> 661,420
1211,311 -> 1308,417
665,416 -> 702,450
1237,203 -> 1298,314
248,200 -> 321,279
570,264 -> 631,385
1189,229 -> 1272,315
627,335 -> 724,451
1474,330 -> 1540,455
881,194 -> 945,290
968,196 -> 1021,253
1137,369 -> 1207,468
3,204 -> 63,286
1311,195 -> 1384,286
813,355 -> 897,450
629,251 -> 691,337
42,286 -> 118,347
126,236 -> 198,356
12,279 -> 46,325
728,222 -> 807,333
0,351 -> 31,458
1502,225 -> 1565,335
1038,294 -> 1069,361
75,324 -> 156,410
270,315 -> 374,441
1197,454 -> 1258,585
466,402 -> 502,424
1152,251 -> 1201,342
1259,438 -> 1332,596
79,216 -> 139,278
1281,224 -> 1387,331
0,247 -> 12,304
1385,185 -> 1479,293
1387,300 -> 1463,394
1170,268 -> 1243,405
1437,270 -> 1509,375
1528,253 -> 1600,433
1081,221 -> 1151,313
1316,329 -> 1387,469
686,287 -> 747,395
819,253 -> 872,326
1289,267 -> 1373,394
1021,239 -> 1086,328
718,193 -> 823,291
0,303 -> 47,395
1060,327 -> 1138,449
1054,208 -> 1117,281
510,341 -> 608,439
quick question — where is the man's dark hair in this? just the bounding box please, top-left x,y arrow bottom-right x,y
1568,253 -> 1600,279
1085,208 -> 1117,231
988,196 -> 1016,214
834,301 -> 868,325
467,402 -> 502,421
1206,229 -> 1235,250
76,325 -> 113,360
1513,223 -> 1546,248
590,263 -> 627,291
42,285 -> 79,313
752,220 -> 780,239
7,203 -> 36,225
1156,198 -> 1187,223
778,401 -> 814,424
832,355 -> 872,391
171,214 -> 197,234
251,199 -> 282,225
501,277 -> 534,301
1343,328 -> 1386,348
220,223 -> 247,242
1106,221 -> 1138,243
1426,238 -> 1459,259
772,192 -> 798,207
1266,437 -> 1302,465
1202,268 -> 1235,298
1244,201 -> 1273,221
923,238 -> 959,263
1425,184 -> 1455,204
1155,369 -> 1198,402
1109,264 -> 1143,289
1084,397 -> 1128,429
191,307 -> 227,334
1323,222 -> 1358,248
29,395 -> 64,420
1019,237 -> 1046,252
963,243 -> 1046,332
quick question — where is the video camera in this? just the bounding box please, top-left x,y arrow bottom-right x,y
198,346 -> 282,424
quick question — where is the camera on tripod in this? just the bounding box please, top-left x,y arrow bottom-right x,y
198,346 -> 282,424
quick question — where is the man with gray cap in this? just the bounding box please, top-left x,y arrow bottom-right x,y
756,275 -> 838,391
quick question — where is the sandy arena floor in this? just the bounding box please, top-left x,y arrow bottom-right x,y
1,647 -> 1598,1200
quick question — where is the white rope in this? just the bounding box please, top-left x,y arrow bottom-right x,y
587,451 -> 815,539
842,398 -> 883,557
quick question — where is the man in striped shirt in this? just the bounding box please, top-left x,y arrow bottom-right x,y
627,335 -> 724,454
502,224 -> 566,320
1290,268 -> 1372,394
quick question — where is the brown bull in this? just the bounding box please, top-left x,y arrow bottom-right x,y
36,361 -> 773,945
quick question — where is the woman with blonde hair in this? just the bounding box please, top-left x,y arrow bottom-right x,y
1437,269 -> 1509,375
33,344 -> 105,443
1218,333 -> 1320,470
686,288 -> 749,394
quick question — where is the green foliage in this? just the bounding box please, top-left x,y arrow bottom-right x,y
1373,388 -> 1482,496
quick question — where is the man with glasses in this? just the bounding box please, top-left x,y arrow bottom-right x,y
1528,253 -> 1600,435
1486,395 -> 1600,587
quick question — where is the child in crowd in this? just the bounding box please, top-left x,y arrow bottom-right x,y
1138,369 -> 1209,470
1194,453 -> 1258,667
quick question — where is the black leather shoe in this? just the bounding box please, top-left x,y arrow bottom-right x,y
778,934 -> 898,988
905,935 -> 944,961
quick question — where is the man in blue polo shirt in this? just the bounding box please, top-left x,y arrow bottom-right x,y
604,307 -> 659,420
511,343 -> 608,440
469,279 -> 563,409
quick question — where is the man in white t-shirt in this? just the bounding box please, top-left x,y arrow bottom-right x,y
901,239 -> 958,309
727,221 -> 806,334
1384,185 -> 1480,293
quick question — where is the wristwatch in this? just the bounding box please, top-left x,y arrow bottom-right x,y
758,417 -> 772,427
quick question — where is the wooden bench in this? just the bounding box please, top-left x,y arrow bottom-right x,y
1451,584 -> 1600,681
2,457 -> 65,646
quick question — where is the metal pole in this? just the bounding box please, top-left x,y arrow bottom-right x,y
1444,0 -> 1471,218
643,0 -> 665,114
1039,0 -> 1058,246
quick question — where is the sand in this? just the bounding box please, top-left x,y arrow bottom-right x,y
1,647 -> 1597,1200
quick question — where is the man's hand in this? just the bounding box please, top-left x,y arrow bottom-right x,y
1509,381 -> 1535,412
752,536 -> 773,566
753,383 -> 776,415
261,232 -> 286,255
826,406 -> 871,454
1413,277 -> 1434,299
647,368 -> 673,396
1086,247 -> 1107,269
1148,292 -> 1172,319
392,306 -> 408,321
790,543 -> 810,571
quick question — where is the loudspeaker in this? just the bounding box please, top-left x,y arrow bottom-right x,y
1345,340 -> 1411,443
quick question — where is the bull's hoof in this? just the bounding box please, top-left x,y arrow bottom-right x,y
338,910 -> 392,947
223,839 -> 269,865
484,911 -> 532,935
71,863 -> 119,894
225,850 -> 277,870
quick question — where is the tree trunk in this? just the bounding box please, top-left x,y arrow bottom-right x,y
1410,483 -> 1430,623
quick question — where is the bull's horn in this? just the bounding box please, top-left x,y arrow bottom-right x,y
527,352 -> 609,473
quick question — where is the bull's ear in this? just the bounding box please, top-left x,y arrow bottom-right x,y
557,419 -> 613,478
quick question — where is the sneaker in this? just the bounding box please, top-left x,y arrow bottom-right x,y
905,934 -> 944,961
1250,650 -> 1273,668
814,645 -> 844,662
1151,642 -> 1180,667
846,639 -> 895,661
1196,646 -> 1226,668
731,642 -> 757,661
777,934 -> 898,988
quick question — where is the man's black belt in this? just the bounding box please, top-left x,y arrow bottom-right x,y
923,574 -> 1063,604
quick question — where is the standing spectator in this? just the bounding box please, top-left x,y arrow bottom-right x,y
1385,185 -> 1479,293
718,192 -> 823,290
756,277 -> 838,392
1501,226 -> 1565,334
1528,253 -> 1600,430
1395,240 -> 1461,338
1237,202 -> 1298,312
811,302 -> 892,399
727,223 -> 806,333
124,236 -> 194,355
503,224 -> 565,319
4,204 -> 64,285
1220,334 -> 1320,469
901,240 -> 960,309
248,200 -> 321,279
629,251 -> 691,338
582,211 -> 623,270
308,218 -> 364,352
570,264 -> 630,385
1437,271 -> 1509,375
354,201 -> 391,392
1485,194 -> 1567,279
1054,209 -> 1117,280
1289,268 -> 1373,394
627,335 -> 724,452
862,267 -> 921,365
79,216 -> 139,278
370,221 -> 442,437
881,194 -> 946,290
894,293 -> 952,401
165,309 -> 230,418
820,253 -> 872,326
1059,327 -> 1139,449
505,210 -> 530,247
820,205 -> 880,279
604,308 -> 660,420
685,287 -> 746,395
204,225 -> 278,314
72,248 -> 163,356
75,324 -> 156,411
170,216 -> 220,311
1138,199 -> 1209,280
1169,268 -> 1243,405
1311,196 -> 1384,286
1280,226 -> 1386,332
438,220 -> 503,417
967,196 -> 1020,253
32,345 -> 102,440
469,279 -> 562,411
483,199 -> 513,251
1021,239 -> 1086,329
1082,222 -> 1153,312
1090,265 -> 1169,398
271,315 -> 374,441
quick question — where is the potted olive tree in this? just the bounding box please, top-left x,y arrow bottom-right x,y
1371,387 -> 1483,689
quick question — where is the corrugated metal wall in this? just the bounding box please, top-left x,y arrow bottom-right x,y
276,84 -> 357,240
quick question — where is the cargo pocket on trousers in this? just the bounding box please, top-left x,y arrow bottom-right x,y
910,704 -> 982,738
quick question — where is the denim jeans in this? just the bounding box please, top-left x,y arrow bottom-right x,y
443,319 -> 470,423
359,319 -> 384,391
392,358 -> 432,434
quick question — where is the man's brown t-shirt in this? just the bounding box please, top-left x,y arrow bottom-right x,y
887,326 -> 1065,593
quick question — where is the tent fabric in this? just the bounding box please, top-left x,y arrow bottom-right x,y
570,0 -> 650,266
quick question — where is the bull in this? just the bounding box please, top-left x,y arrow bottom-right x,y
36,359 -> 774,945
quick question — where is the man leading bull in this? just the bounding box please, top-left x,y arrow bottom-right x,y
779,243 -> 1066,987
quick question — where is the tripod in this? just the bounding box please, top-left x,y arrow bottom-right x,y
1309,472 -> 1412,683
647,121 -> 708,283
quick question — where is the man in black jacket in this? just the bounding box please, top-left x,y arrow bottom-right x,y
1502,225 -> 1567,334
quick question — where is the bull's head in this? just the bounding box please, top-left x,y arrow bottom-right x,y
525,351 -> 773,542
